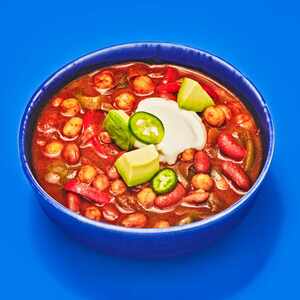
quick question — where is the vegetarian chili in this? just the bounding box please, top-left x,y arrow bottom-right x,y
32,62 -> 263,228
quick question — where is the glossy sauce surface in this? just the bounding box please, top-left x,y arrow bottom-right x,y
31,62 -> 263,228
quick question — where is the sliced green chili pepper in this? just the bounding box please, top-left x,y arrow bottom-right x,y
129,112 -> 164,144
239,130 -> 255,172
152,168 -> 177,194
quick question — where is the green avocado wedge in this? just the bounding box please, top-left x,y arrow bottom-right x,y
103,110 -> 135,151
115,145 -> 160,187
177,77 -> 215,112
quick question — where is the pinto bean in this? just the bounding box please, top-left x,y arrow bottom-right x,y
194,151 -> 210,173
191,174 -> 214,191
121,212 -> 147,228
62,143 -> 80,164
66,192 -> 80,213
154,184 -> 186,209
217,132 -> 246,161
221,161 -> 250,191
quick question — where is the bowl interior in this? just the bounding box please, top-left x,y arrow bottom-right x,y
19,43 -> 274,231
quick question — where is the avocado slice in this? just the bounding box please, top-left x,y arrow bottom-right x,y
115,145 -> 159,187
177,77 -> 214,112
104,110 -> 135,150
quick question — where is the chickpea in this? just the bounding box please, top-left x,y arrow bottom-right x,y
235,114 -> 255,130
121,212 -> 147,228
62,143 -> 80,165
44,172 -> 61,185
44,141 -> 64,158
178,216 -> 193,226
192,174 -> 214,191
217,104 -> 232,120
63,117 -> 83,138
60,98 -> 81,117
132,75 -> 154,94
99,131 -> 111,144
110,179 -> 127,196
66,192 -> 80,213
181,148 -> 195,162
92,174 -> 110,191
115,92 -> 136,110
78,165 -> 97,184
107,166 -> 120,180
93,71 -> 114,89
203,106 -> 226,127
137,187 -> 156,208
84,206 -> 101,221
51,96 -> 63,107
154,220 -> 170,228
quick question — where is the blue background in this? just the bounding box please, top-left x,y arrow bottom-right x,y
1,0 -> 299,299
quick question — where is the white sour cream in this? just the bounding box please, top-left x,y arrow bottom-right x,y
136,98 -> 207,164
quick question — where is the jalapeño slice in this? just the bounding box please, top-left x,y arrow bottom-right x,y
129,111 -> 164,144
152,168 -> 178,194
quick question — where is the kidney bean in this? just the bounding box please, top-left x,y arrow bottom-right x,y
217,132 -> 246,161
194,151 -> 210,173
62,143 -> 80,164
102,204 -> 119,222
182,191 -> 209,204
154,184 -> 186,209
66,192 -> 81,213
221,161 -> 250,191
121,212 -> 147,228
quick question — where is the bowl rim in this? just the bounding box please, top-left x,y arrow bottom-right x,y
19,42 -> 275,235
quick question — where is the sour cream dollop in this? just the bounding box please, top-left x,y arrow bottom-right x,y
136,98 -> 207,164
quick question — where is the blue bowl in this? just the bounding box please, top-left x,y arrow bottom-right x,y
19,43 -> 275,258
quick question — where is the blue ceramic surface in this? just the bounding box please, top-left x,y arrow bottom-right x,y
19,43 -> 274,258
